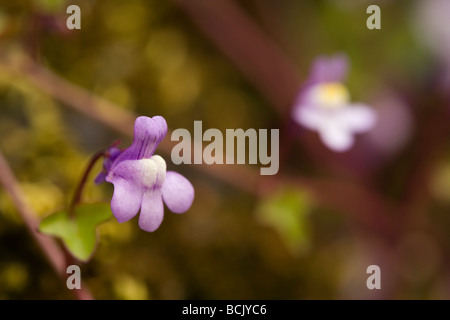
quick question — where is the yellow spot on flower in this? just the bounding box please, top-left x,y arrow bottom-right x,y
309,82 -> 350,109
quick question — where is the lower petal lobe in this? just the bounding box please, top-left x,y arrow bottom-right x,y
139,188 -> 164,232
109,177 -> 143,223
161,171 -> 194,214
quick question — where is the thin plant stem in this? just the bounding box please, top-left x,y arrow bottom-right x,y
69,150 -> 105,216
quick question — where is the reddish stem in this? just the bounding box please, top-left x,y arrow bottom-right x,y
69,150 -> 106,216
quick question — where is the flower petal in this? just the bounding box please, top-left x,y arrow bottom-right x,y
309,54 -> 348,85
94,146 -> 122,184
162,171 -> 194,214
337,104 -> 377,133
109,177 -> 143,223
139,188 -> 164,232
94,171 -> 107,184
150,155 -> 167,189
293,104 -> 328,131
112,116 -> 168,164
318,123 -> 354,152
107,159 -> 157,188
104,146 -> 122,170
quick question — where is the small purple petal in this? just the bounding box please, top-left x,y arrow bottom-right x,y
105,147 -> 122,167
94,171 -> 107,184
94,146 -> 123,184
162,171 -> 194,214
337,104 -> 377,133
112,116 -> 168,165
109,177 -> 143,223
139,188 -> 164,232
309,54 -> 348,85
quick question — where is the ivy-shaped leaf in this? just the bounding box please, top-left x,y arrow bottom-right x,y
39,203 -> 113,262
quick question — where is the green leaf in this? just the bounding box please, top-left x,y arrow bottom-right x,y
256,187 -> 313,255
39,203 -> 113,262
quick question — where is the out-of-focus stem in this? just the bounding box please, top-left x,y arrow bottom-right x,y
175,0 -> 301,117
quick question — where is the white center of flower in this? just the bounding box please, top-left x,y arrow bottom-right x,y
309,82 -> 350,109
136,155 -> 166,188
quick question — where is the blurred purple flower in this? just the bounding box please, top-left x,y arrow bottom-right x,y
292,54 -> 377,152
99,116 -> 194,232
367,91 -> 413,157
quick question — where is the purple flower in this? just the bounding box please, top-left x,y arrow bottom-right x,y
292,54 -> 377,152
100,116 -> 194,232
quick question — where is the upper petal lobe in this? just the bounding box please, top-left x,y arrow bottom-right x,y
112,116 -> 168,165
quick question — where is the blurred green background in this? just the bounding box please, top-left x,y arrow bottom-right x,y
1,0 -> 450,299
